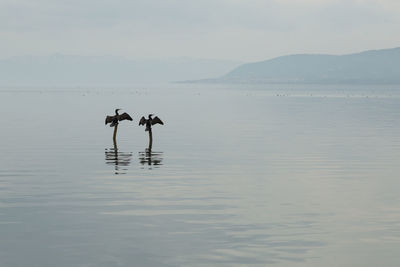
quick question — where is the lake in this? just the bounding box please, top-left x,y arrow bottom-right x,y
0,84 -> 399,266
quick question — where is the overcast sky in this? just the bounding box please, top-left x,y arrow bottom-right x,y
1,0 -> 400,62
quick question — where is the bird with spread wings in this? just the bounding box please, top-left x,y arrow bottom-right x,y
139,114 -> 164,150
139,114 -> 164,131
105,109 -> 133,141
105,109 -> 133,127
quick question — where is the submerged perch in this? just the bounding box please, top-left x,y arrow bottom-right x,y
105,109 -> 133,141
139,114 -> 164,150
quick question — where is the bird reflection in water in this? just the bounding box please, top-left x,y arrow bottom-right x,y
138,148 -> 163,169
105,140 -> 133,174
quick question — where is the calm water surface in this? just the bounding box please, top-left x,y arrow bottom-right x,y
0,84 -> 399,266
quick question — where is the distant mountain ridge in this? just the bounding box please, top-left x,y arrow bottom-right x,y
196,47 -> 400,84
0,55 -> 241,86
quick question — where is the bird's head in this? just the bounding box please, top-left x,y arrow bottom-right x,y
115,108 -> 121,114
148,114 -> 154,119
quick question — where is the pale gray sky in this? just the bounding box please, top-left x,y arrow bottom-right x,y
1,0 -> 400,61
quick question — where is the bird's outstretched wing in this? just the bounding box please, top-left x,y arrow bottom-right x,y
152,116 -> 164,125
139,116 -> 146,126
105,115 -> 115,125
118,112 -> 133,121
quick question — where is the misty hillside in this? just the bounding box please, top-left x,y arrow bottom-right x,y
0,55 -> 241,86
209,47 -> 400,84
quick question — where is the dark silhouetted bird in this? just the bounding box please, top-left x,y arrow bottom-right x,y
139,114 -> 163,131
139,114 -> 164,150
105,109 -> 133,140
105,109 -> 133,127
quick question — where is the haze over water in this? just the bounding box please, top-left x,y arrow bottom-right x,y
0,84 -> 399,266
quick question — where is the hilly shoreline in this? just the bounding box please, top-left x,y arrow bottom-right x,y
183,47 -> 400,84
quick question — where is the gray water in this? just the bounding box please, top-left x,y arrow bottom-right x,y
0,84 -> 399,266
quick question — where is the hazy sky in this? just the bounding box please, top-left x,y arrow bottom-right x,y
1,0 -> 400,61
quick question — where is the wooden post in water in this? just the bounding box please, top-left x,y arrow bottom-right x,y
112,137 -> 119,174
113,124 -> 118,142
113,138 -> 118,152
148,128 -> 153,151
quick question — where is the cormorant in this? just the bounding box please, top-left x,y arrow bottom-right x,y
105,109 -> 133,126
139,114 -> 163,131
139,114 -> 164,150
105,109 -> 133,140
